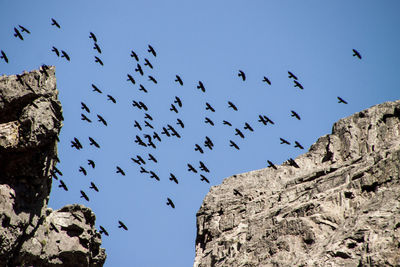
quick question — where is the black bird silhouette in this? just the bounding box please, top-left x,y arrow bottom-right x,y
205,102 -> 215,112
148,153 -> 157,163
280,138 -> 290,145
148,75 -> 157,84
133,120 -> 142,131
174,96 -> 182,107
161,127 -> 170,137
199,161 -> 209,173
79,166 -> 87,176
204,136 -> 214,150
139,101 -> 148,110
147,139 -> 156,149
80,190 -> 89,201
258,115 -> 274,125
200,174 -> 210,184
205,117 -> 214,126
51,18 -> 60,28
167,124 -> 181,138
288,71 -> 298,80
352,49 -> 362,59
54,167 -> 63,176
140,167 -> 149,174
238,70 -> 246,81
94,56 -> 103,66
288,158 -> 300,168
229,140 -> 239,150
107,94 -> 116,103
233,189 -> 243,197
149,171 -> 160,181
58,180 -> 68,191
89,32 -> 97,42
90,182 -> 99,192
99,226 -> 109,236
131,156 -> 145,165
13,27 -> 24,40
116,166 -> 126,176
87,159 -> 95,169
194,144 -> 204,154
169,173 -> 179,184
293,80 -> 304,90
118,220 -> 128,230
267,160 -> 277,170
51,170 -> 59,180
92,84 -> 102,94
176,118 -> 184,128
197,81 -> 205,92
134,135 -> 147,147
175,75 -> 183,86
132,101 -> 141,109
144,120 -> 154,129
144,58 -> 153,69
97,114 -> 107,126
153,131 -> 161,142
337,96 -> 348,104
166,198 -> 175,208
148,44 -> 156,57
71,137 -> 83,150
294,141 -> 304,149
81,102 -> 90,113
135,63 -> 144,76
40,64 -> 50,77
291,110 -> 301,120
93,43 -> 101,53
228,101 -> 238,111
244,122 -> 253,132
81,113 -> 91,123
144,113 -> 153,121
235,128 -> 244,138
262,76 -> 271,85
130,50 -> 139,61
51,46 -> 60,56
0,50 -> 8,63
61,50 -> 70,61
223,120 -> 232,126
139,84 -> 148,93
18,25 -> 30,34
89,137 -> 100,148
187,163 -> 198,173
170,104 -> 178,113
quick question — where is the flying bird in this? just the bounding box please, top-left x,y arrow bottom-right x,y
174,96 -> 182,107
145,113 -> 153,121
149,171 -> 160,181
133,120 -> 142,131
280,138 -> 290,145
93,43 -> 102,54
205,117 -> 214,126
187,163 -> 198,173
89,32 -> 97,42
235,128 -> 245,138
152,131 -> 161,142
288,71 -> 298,80
118,220 -> 128,230
228,101 -> 238,111
99,226 -> 109,236
199,161 -> 209,173
205,102 -> 215,112
89,182 -> 99,192
262,76 -> 271,85
204,136 -> 214,150
144,58 -> 153,69
58,180 -> 68,191
51,18 -> 60,28
194,144 -> 204,154
13,27 -> 24,40
135,63 -> 143,76
79,166 -> 87,176
229,140 -> 240,150
89,137 -> 100,148
94,56 -> 103,66
170,104 -> 178,113
293,80 -> 304,90
131,155 -> 145,165
288,158 -> 300,168
61,50 -> 70,61
200,174 -> 210,184
53,167 -> 63,176
233,189 -> 243,197
81,102 -> 90,113
80,190 -> 89,201
175,75 -> 183,86
238,70 -> 246,81
134,135 -> 147,147
166,198 -> 175,209
116,166 -> 126,176
81,113 -> 92,123
71,137 -> 83,150
352,49 -> 362,59
148,75 -> 157,84
91,84 -> 102,94
139,84 -> 148,93
107,94 -> 116,103
130,50 -> 139,61
148,45 -> 156,57
258,115 -> 274,125
161,127 -> 170,137
87,159 -> 95,169
18,25 -> 30,34
148,153 -> 157,163
176,118 -> 184,128
169,173 -> 178,184
167,124 -> 181,138
294,141 -> 304,149
244,122 -> 253,132
197,81 -> 205,92
0,50 -> 8,63
51,46 -> 60,57
223,120 -> 232,126
97,114 -> 107,126
140,167 -> 149,174
139,101 -> 148,110
337,96 -> 348,104
267,160 -> 277,170
144,120 -> 154,129
291,110 -> 301,120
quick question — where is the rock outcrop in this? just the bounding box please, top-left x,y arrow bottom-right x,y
194,100 -> 400,266
0,66 -> 106,267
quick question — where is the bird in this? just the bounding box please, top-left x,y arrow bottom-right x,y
204,136 -> 214,150
0,50 -> 8,63
139,84 -> 148,93
166,198 -> 175,208
174,96 -> 182,107
244,122 -> 253,132
238,70 -> 246,81
139,101 -> 148,110
116,166 -> 125,176
51,46 -> 60,57
169,173 -> 178,184
58,180 -> 68,191
81,113 -> 92,123
80,190 -> 89,201
79,166 -> 87,176
235,128 -> 245,138
134,135 -> 147,147
53,167 -> 63,176
205,117 -> 214,126
167,124 -> 181,138
91,84 -> 102,94
280,138 -> 291,145
81,102 -> 90,113
197,81 -> 205,92
131,156 -> 145,165
170,104 -> 178,113
153,131 -> 161,142
175,75 -> 183,86
293,80 -> 304,90
144,58 -> 153,69
291,110 -> 301,120
148,75 -> 157,84
267,160 -> 277,170
258,115 -> 274,125
200,174 -> 210,184
148,153 -> 157,163
187,163 -> 198,173
233,189 -> 243,197
94,56 -> 103,66
144,113 -> 153,121
107,94 -> 116,103
144,120 -> 154,129
97,114 -> 107,126
199,161 -> 209,173
140,167 -> 149,174
149,171 -> 160,181
133,120 -> 142,131
176,118 -> 184,128
93,43 -> 101,53
337,96 -> 348,104
89,137 -> 100,148
294,141 -> 304,149
228,101 -> 238,111
229,140 -> 240,150
287,158 -> 300,168
161,127 -> 170,137
40,64 -> 50,77
288,71 -> 298,80
352,49 -> 362,59
89,32 -> 97,42
135,63 -> 144,76
99,226 -> 109,236
132,101 -> 142,110
205,102 -> 215,112
87,159 -> 95,169
194,144 -> 204,154
223,120 -> 232,126
118,220 -> 128,230
51,18 -> 60,28
89,182 -> 99,192
13,27 -> 24,40
148,44 -> 156,57
262,76 -> 271,85
71,137 -> 83,150
130,50 -> 139,61
61,50 -> 70,61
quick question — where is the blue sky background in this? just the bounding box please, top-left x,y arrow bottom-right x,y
1,1 -> 399,266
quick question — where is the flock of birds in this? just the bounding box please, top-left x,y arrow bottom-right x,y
0,18 -> 362,237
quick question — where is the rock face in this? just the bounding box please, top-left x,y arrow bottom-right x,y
194,100 -> 400,267
0,66 -> 106,267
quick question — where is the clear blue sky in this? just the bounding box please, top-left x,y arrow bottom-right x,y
1,1 -> 399,266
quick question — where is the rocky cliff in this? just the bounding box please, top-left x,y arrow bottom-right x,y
0,66 -> 106,267
194,100 -> 400,266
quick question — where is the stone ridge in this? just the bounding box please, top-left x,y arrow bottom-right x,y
0,66 -> 106,266
194,100 -> 400,267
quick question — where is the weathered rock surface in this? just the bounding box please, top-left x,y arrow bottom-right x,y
0,67 -> 106,267
194,100 -> 400,267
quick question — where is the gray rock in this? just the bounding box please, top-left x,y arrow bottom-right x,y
194,100 -> 400,267
0,66 -> 106,267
